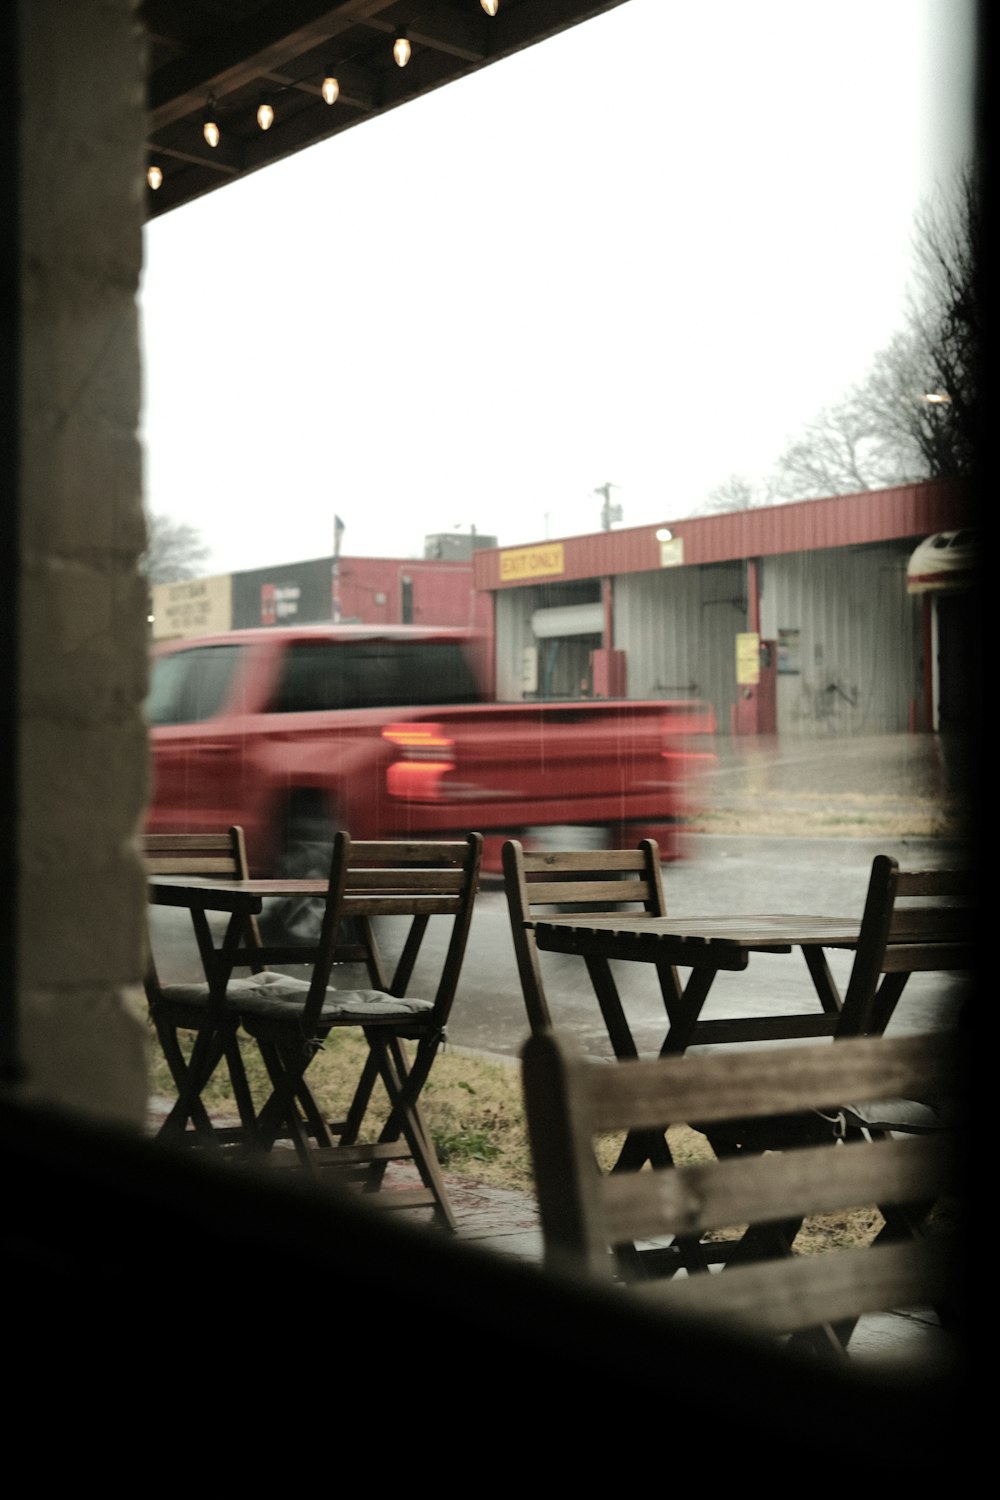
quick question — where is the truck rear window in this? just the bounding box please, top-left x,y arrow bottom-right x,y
271,641 -> 483,712
145,644 -> 244,725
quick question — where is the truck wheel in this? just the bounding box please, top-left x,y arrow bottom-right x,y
258,807 -> 335,948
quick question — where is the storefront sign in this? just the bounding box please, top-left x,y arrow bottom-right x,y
261,582 -> 301,624
499,543 -> 565,581
151,575 -> 232,640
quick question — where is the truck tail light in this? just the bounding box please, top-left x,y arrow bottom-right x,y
382,723 -> 454,754
383,723 -> 456,800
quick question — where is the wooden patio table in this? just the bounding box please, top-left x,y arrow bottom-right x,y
528,912 -> 864,1064
530,888 -> 969,1281
528,910 -> 869,1265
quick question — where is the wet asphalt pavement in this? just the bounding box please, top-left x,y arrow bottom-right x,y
148,732 -> 974,1060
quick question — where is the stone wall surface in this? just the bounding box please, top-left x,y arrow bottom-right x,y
16,0 -> 150,1125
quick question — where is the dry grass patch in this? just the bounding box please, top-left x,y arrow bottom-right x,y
147,1026 -> 888,1252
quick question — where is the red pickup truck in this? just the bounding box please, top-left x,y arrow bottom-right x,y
144,624 -> 715,931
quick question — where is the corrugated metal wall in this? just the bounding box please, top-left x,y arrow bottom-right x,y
495,589 -> 538,700
613,541 -> 921,735
614,563 -> 745,728
760,542 -> 922,735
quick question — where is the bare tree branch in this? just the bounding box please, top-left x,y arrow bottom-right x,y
142,514 -> 211,584
762,163 -> 980,503
701,474 -> 774,513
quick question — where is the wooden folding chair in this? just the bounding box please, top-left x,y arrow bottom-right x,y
675,853 -> 972,1305
502,837 -> 668,1043
501,836 -> 711,1272
831,855 -> 973,1040
141,828 -> 264,1145
233,832 -> 484,1229
700,855 -> 974,1151
522,1026 -> 966,1361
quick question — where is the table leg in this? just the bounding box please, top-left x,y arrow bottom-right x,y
583,955 -> 640,1061
860,971 -> 910,1036
656,966 -> 718,1055
801,945 -> 844,1014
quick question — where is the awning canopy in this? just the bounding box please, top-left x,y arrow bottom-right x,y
906,530 -> 977,594
142,1 -> 631,221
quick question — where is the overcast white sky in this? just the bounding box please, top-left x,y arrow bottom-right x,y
139,0 -> 976,576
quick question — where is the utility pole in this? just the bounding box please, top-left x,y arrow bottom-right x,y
332,513 -> 345,622
594,482 -> 622,531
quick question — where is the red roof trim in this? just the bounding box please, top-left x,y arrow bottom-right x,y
474,480 -> 975,590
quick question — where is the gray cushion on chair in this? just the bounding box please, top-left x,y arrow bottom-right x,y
835,1094 -> 960,1135
223,971 -> 434,1022
159,971 -> 435,1022
158,972 -> 313,1009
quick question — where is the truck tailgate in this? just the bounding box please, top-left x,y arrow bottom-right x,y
381,700 -> 716,824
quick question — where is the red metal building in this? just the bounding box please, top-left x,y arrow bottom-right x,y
473,480 -> 977,735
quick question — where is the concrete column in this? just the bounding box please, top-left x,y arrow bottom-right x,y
16,0 -> 151,1125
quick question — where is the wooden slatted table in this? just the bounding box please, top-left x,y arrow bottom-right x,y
528,912 -> 864,1062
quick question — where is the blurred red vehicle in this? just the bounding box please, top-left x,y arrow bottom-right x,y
144,624 -> 716,931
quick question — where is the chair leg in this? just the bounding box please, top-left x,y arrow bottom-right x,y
222,1031 -> 262,1141
367,1032 -> 456,1232
152,1019 -> 217,1142
156,1023 -> 230,1145
252,1036 -> 335,1162
336,1047 -> 382,1145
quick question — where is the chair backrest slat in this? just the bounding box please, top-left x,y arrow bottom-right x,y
893,868 -> 969,899
348,839 -> 474,864
341,894 -> 465,916
143,854 -> 246,875
640,1237 -> 954,1339
512,876 -> 662,907
343,867 -> 468,893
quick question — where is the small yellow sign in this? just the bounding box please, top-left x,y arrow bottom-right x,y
736,631 -> 760,685
499,543 -> 565,582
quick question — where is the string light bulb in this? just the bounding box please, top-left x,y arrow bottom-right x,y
202,101 -> 220,147
146,163 -> 163,190
393,30 -> 411,67
321,71 -> 339,105
256,96 -> 274,130
481,0 -> 499,14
